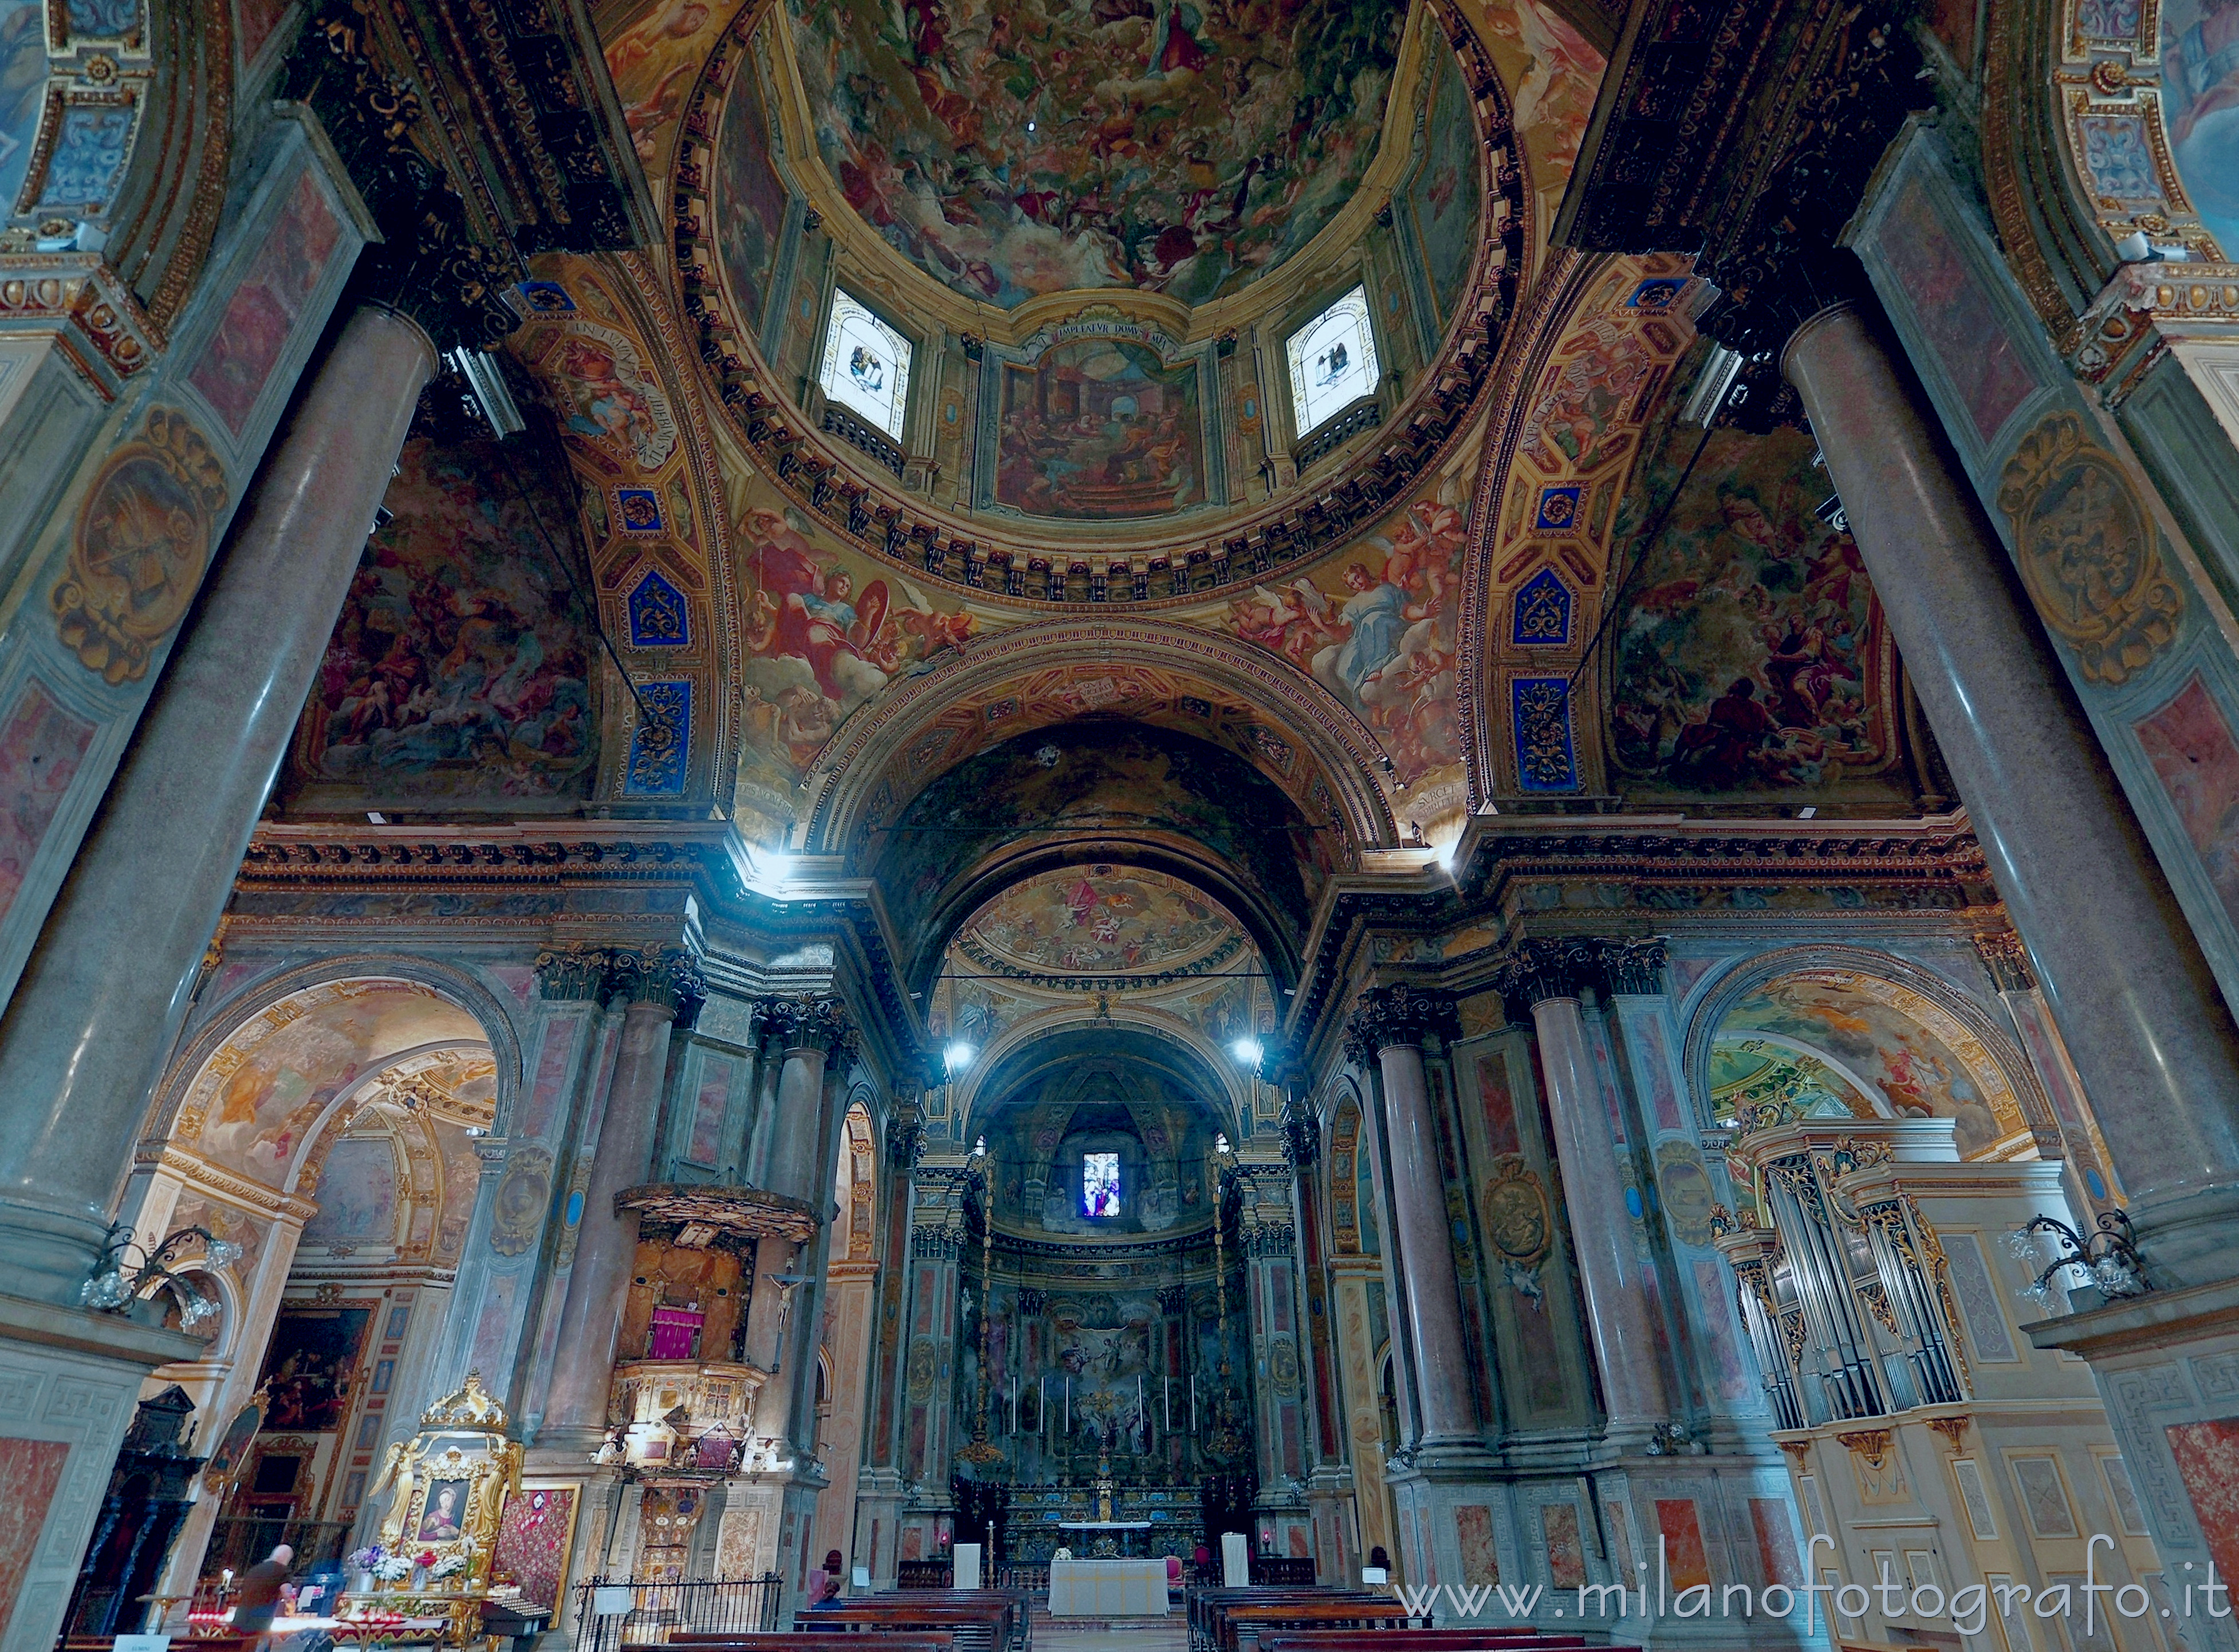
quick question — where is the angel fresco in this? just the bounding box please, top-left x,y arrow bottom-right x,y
1227,494 -> 1467,781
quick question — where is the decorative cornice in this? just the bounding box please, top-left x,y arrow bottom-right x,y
1343,983 -> 1460,1066
616,1182 -> 820,1244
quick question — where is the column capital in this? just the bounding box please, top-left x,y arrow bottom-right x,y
611,947 -> 705,1019
886,1109 -> 926,1171
1491,937 -> 1595,1008
753,993 -> 852,1059
1279,1101 -> 1319,1172
1343,984 -> 1459,1066
1597,939 -> 1671,997
1974,928 -> 2039,992
534,944 -> 611,1002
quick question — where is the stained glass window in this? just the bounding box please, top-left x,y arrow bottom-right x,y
1286,286 -> 1380,439
819,289 -> 912,440
1083,1152 -> 1120,1217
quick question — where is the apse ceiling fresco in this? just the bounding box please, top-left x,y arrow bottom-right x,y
957,864 -> 1249,982
784,0 -> 1406,304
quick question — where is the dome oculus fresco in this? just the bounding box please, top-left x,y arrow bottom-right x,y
784,0 -> 1408,305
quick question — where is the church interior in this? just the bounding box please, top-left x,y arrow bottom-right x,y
3,0 -> 2239,1648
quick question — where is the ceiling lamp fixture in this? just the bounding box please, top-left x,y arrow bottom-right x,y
1230,1036 -> 1265,1069
945,1042 -> 977,1074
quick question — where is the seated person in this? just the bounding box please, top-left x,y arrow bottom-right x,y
809,1551 -> 847,1606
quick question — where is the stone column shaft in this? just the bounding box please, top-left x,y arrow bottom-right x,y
540,955 -> 691,1444
1520,975 -> 1671,1432
1785,301 -> 2239,1285
1347,986 -> 1479,1453
0,305 -> 435,1304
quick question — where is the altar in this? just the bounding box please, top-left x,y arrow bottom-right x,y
1046,1558 -> 1170,1616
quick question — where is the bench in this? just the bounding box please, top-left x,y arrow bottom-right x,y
644,1639 -> 953,1652
1262,1629 -> 1612,1638
1189,1587 -> 1393,1649
794,1596 -> 1016,1652
1216,1599 -> 1425,1652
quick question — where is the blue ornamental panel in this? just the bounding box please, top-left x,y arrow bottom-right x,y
1533,485 -> 1583,534
625,680 -> 691,795
1512,676 -> 1578,791
1511,566 -> 1573,646
615,486 -> 663,533
628,569 -> 690,648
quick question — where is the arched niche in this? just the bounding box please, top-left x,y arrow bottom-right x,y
1683,946 -> 2053,1160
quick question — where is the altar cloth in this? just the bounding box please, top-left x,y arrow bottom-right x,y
1047,1558 -> 1170,1616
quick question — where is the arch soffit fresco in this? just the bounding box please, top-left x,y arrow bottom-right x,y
1456,247 -> 1703,806
802,620 -> 1402,859
1678,943 -> 2057,1154
147,955 -> 527,1162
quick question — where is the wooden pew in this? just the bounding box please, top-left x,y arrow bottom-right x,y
793,1598 -> 1013,1652
1262,1629 -> 1612,1638
645,1639 -> 953,1651
1189,1586 -> 1379,1644
1216,1598 -> 1423,1652
659,1638 -> 954,1650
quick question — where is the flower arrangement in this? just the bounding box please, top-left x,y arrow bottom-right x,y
349,1546 -> 384,1574
371,1553 -> 415,1583
427,1554 -> 469,1582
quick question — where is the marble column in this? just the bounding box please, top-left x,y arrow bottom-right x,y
1497,940 -> 1671,1438
540,948 -> 701,1449
0,303 -> 436,1306
749,997 -> 850,1455
1784,299 -> 2239,1287
1343,985 -> 1481,1454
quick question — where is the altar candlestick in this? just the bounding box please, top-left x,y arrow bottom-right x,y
1191,1375 -> 1198,1432
1066,1376 -> 1071,1430
1163,1375 -> 1171,1430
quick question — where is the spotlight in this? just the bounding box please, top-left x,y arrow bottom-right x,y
945,1042 -> 976,1073
1231,1036 -> 1264,1069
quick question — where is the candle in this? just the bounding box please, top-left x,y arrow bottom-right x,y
1041,1376 -> 1048,1441
1066,1376 -> 1071,1430
1191,1375 -> 1198,1432
1164,1375 -> 1171,1431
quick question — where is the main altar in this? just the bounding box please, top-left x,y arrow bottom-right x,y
1046,1558 -> 1169,1616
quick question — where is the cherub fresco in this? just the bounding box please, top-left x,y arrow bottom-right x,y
549,326 -> 675,470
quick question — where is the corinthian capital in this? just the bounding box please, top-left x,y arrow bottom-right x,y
1596,939 -> 1670,997
1343,983 -> 1459,1066
611,947 -> 706,1020
534,944 -> 612,1002
762,993 -> 852,1058
1492,938 -> 1595,1008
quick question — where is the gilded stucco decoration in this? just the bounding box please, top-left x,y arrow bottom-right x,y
1995,409 -> 2181,684
52,403 -> 226,683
